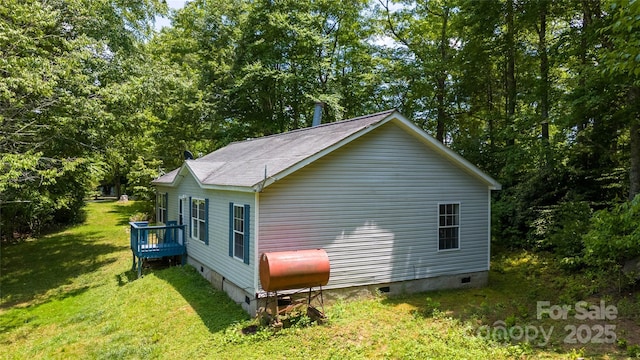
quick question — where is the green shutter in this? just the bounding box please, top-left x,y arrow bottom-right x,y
243,204 -> 250,264
228,202 -> 234,257
189,196 -> 192,238
204,198 -> 209,245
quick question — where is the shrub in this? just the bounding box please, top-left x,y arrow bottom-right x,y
582,195 -> 640,269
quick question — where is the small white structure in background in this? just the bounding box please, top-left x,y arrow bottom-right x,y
152,109 -> 501,315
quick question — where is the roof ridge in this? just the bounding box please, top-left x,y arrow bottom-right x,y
225,108 -> 397,146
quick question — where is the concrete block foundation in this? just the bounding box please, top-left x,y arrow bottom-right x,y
187,255 -> 487,317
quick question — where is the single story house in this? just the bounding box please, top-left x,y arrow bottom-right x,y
152,109 -> 501,314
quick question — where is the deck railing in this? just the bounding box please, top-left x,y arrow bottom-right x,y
129,221 -> 186,277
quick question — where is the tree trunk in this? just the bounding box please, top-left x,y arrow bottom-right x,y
505,0 -> 516,146
578,0 -> 596,131
114,174 -> 122,199
538,1 -> 549,143
630,122 -> 640,200
435,6 -> 450,143
436,75 -> 446,143
629,87 -> 640,200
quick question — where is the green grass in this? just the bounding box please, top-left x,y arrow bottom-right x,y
1,201 -> 638,359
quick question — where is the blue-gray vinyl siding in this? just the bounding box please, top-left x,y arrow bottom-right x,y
258,122 -> 490,290
156,173 -> 255,292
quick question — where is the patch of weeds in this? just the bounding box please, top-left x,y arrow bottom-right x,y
489,320 -> 510,343
566,348 -> 586,360
617,337 -> 628,348
506,342 -> 533,357
115,270 -> 136,286
525,287 -> 540,301
129,212 -> 151,222
504,314 -> 517,328
619,338 -> 640,358
222,321 -> 268,344
469,301 -> 494,322
327,300 -> 345,320
222,314 -> 315,346
423,297 -> 441,317
627,344 -> 640,357
430,308 -> 447,320
514,303 -> 529,319
557,282 -> 586,304
618,295 -> 640,319
280,309 -> 313,328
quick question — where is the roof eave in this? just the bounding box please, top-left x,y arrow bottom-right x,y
151,166 -> 184,187
156,161 -> 257,192
202,184 -> 255,193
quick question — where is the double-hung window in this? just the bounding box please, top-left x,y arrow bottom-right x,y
438,203 -> 460,250
229,203 -> 250,264
233,205 -> 245,260
191,198 -> 207,243
157,192 -> 167,224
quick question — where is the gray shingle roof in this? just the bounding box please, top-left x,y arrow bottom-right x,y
153,109 -> 501,191
153,109 -> 398,189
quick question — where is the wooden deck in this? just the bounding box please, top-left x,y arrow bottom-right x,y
130,221 -> 186,277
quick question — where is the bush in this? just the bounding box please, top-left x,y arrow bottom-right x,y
542,200 -> 592,268
582,195 -> 640,269
1,155 -> 93,242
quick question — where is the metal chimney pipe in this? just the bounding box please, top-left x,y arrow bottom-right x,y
312,102 -> 324,127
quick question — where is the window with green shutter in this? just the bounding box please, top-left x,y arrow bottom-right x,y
229,203 -> 250,264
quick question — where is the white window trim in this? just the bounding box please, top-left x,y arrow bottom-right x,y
437,202 -> 461,252
232,204 -> 245,262
191,198 -> 206,243
157,193 -> 167,224
178,194 -> 187,226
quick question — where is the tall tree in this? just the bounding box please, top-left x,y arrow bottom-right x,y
0,0 -> 164,238
378,0 -> 458,142
537,0 -> 550,143
600,0 -> 640,199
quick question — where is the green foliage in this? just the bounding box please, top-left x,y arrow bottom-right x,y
538,200 -> 593,266
424,297 -> 441,317
127,156 -> 161,201
583,195 -> 640,268
1,153 -> 94,239
0,0 -> 164,240
600,0 -> 640,81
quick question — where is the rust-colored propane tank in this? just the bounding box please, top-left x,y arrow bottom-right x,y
259,249 -> 330,292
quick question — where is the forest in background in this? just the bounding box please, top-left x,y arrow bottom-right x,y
2,0 -> 640,283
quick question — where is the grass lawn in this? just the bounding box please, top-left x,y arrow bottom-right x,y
1,201 -> 638,359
